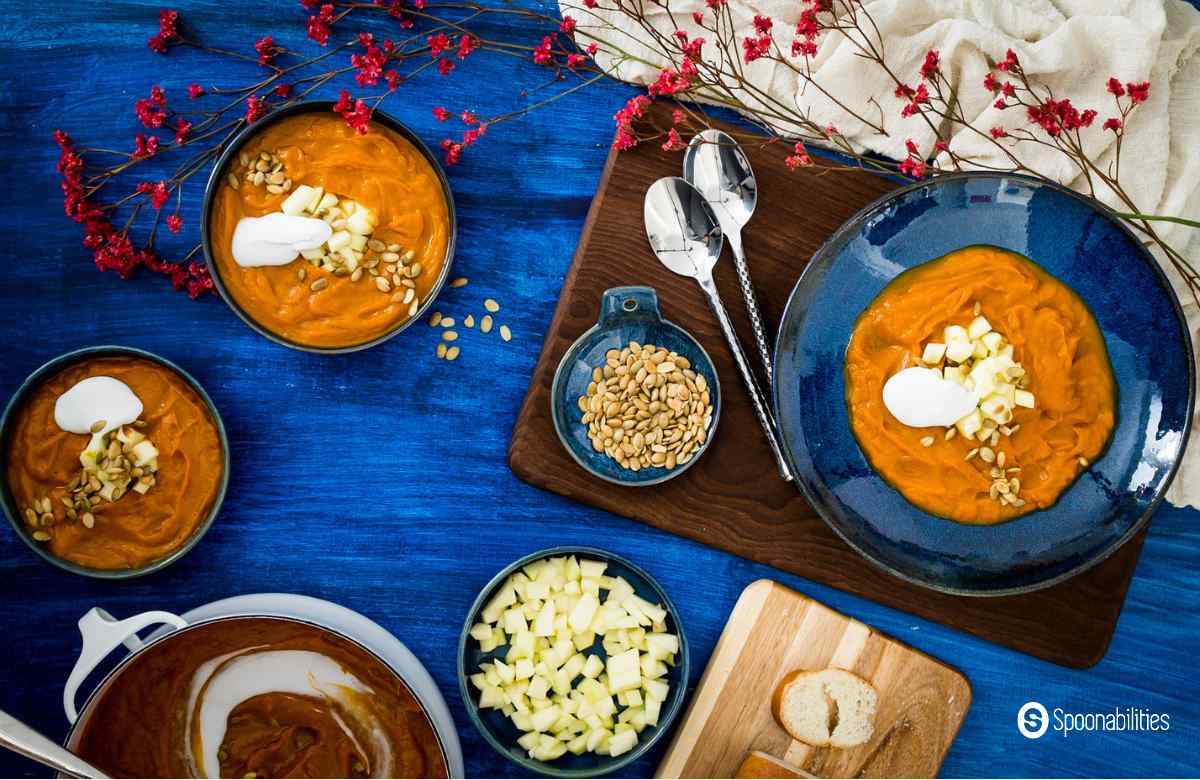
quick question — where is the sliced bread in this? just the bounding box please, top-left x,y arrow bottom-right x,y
771,668 -> 878,748
734,750 -> 815,778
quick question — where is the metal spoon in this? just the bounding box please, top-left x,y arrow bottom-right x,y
0,709 -> 109,778
644,176 -> 794,482
683,129 -> 774,383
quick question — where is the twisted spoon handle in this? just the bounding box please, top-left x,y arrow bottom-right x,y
699,276 -> 794,482
725,231 -> 775,383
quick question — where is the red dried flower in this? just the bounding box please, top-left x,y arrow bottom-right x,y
306,4 -> 335,45
661,128 -> 684,152
1103,117 -> 1123,131
188,83 -> 205,99
996,48 -> 1019,72
437,58 -> 455,76
333,90 -> 372,133
462,124 -> 486,146
934,139 -> 948,152
1106,77 -> 1125,97
174,117 -> 192,143
753,15 -> 773,35
994,97 -> 1008,110
682,37 -> 704,59
432,106 -> 451,121
691,10 -> 704,24
275,83 -> 293,98
742,34 -> 771,63
567,53 -> 587,69
613,94 -> 651,150
245,95 -> 266,124
989,126 -> 1007,139
135,86 -> 168,128
428,32 -> 451,58
148,181 -> 170,209
920,49 -> 939,80
587,42 -> 598,56
148,9 -> 180,53
352,43 -> 388,86
672,109 -> 686,125
358,31 -> 374,48
385,70 -> 402,90
983,72 -> 999,92
648,66 -> 692,97
533,35 -> 554,65
133,134 -> 160,159
586,0 -> 598,7
255,35 -> 277,65
785,141 -> 811,169
457,34 -> 478,59
1126,81 -> 1150,104
461,110 -> 478,125
441,138 -> 463,165
899,83 -> 929,118
560,15 -> 577,34
167,214 -> 183,233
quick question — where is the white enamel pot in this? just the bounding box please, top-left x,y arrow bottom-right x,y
60,593 -> 464,778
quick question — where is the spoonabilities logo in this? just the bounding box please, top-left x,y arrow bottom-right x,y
1018,701 -> 1049,739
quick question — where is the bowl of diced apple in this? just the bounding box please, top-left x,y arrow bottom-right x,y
458,547 -> 689,777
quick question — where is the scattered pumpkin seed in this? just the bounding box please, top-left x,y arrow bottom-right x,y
443,330 -> 459,342
920,436 -> 934,447
451,277 -> 469,288
445,346 -> 461,361
499,324 -> 512,342
441,317 -> 456,328
484,298 -> 500,313
464,315 -> 475,328
480,315 -> 493,333
310,278 -> 328,292
428,311 -> 443,327
436,342 -> 447,359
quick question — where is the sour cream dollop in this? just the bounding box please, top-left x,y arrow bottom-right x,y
882,366 -> 978,428
231,213 -> 332,268
54,376 -> 143,436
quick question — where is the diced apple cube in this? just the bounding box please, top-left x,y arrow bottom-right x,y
130,440 -> 159,467
526,581 -> 550,600
586,728 -> 611,753
573,631 -> 596,652
956,409 -> 983,439
644,697 -> 662,726
1014,389 -> 1036,408
945,339 -> 975,364
282,185 -> 316,216
921,342 -> 947,364
512,711 -> 534,732
606,649 -> 641,693
527,675 -> 550,700
579,559 -> 608,578
479,684 -> 505,709
316,192 -> 338,211
968,315 -> 991,339
494,660 -> 515,685
515,658 -> 535,680
568,592 -> 599,633
567,734 -> 588,755
517,731 -> 540,753
642,678 -> 669,702
981,331 -> 1004,354
944,324 -> 969,343
326,230 -> 352,253
469,622 -> 492,642
607,729 -> 638,757
980,394 -> 1012,423
530,704 -> 561,733
592,694 -> 616,719
347,209 -> 373,235
533,602 -> 556,637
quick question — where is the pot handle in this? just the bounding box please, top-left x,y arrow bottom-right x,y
63,607 -> 188,724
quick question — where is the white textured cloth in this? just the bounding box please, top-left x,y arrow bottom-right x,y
568,0 -> 1200,507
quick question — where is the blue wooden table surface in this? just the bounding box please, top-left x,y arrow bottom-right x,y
1,2 -> 1198,777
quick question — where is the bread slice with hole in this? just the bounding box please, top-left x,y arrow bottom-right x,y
771,668 -> 878,748
734,750 -> 816,778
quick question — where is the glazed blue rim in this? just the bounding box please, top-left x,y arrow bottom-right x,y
456,545 -> 690,777
199,99 -> 457,354
549,286 -> 722,487
772,171 -> 1195,597
0,345 -> 231,579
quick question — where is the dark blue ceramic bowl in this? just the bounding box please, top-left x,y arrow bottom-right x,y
551,286 -> 721,486
457,546 -> 690,777
774,172 -> 1194,596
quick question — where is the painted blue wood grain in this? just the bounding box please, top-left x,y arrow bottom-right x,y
1,1 -> 1198,776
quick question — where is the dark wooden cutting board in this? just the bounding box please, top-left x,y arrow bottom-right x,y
508,103 -> 1147,668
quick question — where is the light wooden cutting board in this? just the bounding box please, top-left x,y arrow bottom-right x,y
658,580 -> 971,779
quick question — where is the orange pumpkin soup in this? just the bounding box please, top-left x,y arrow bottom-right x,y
210,112 -> 450,349
844,245 -> 1116,524
6,356 -> 224,569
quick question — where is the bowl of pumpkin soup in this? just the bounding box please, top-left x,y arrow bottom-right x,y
773,172 -> 1193,595
202,101 -> 456,352
0,346 -> 228,577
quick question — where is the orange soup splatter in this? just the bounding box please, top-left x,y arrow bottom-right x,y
210,112 -> 450,349
844,245 -> 1116,524
6,356 -> 224,569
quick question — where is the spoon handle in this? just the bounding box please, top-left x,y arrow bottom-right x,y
726,232 -> 774,384
699,277 -> 794,482
0,709 -> 109,778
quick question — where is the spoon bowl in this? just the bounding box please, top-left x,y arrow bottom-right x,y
683,128 -> 758,234
644,177 -> 722,281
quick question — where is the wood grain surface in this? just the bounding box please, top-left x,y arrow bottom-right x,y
657,580 -> 971,779
508,102 -> 1148,669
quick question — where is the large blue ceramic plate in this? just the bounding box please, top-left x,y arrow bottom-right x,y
773,172 -> 1194,596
